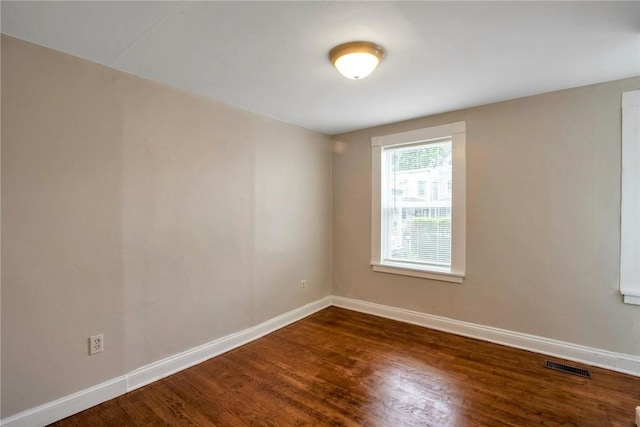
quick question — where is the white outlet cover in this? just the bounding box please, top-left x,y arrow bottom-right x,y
89,334 -> 103,355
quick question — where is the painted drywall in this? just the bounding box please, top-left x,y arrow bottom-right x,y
333,77 -> 640,357
2,36 -> 125,418
1,28 -> 4,420
1,35 -> 332,417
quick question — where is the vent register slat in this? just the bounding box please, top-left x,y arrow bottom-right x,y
544,361 -> 591,378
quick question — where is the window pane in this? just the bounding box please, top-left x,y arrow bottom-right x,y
382,140 -> 452,267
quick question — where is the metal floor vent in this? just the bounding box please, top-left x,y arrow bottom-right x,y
544,360 -> 591,378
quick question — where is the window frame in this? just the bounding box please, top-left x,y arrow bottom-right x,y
620,90 -> 640,305
371,121 -> 466,283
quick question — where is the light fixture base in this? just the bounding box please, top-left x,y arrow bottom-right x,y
329,41 -> 384,80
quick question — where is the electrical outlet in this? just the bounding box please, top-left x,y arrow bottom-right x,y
89,334 -> 103,355
300,280 -> 307,291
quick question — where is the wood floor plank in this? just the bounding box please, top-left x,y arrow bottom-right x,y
51,307 -> 639,426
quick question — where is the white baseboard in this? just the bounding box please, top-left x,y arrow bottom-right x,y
3,294 -> 637,427
126,296 -> 332,391
0,377 -> 127,427
331,296 -> 640,377
1,296 -> 332,427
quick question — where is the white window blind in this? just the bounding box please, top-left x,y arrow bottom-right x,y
382,139 -> 453,268
621,89 -> 640,305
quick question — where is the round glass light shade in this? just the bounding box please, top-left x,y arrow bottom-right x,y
329,41 -> 384,80
334,52 -> 380,80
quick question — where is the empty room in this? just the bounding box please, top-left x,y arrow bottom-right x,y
1,1 -> 639,426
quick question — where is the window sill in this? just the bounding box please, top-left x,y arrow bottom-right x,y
622,293 -> 640,306
371,262 -> 464,283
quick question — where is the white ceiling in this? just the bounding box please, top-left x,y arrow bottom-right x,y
2,1 -> 639,135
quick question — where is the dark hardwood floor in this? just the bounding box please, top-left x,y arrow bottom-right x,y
51,307 -> 639,426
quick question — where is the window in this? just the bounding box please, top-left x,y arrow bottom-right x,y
430,181 -> 439,201
371,121 -> 466,283
417,180 -> 426,197
621,90 -> 640,305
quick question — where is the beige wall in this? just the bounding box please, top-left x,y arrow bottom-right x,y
2,36 -> 125,417
333,77 -> 640,357
1,35 -> 332,417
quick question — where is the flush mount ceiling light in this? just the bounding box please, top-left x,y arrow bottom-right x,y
329,41 -> 384,80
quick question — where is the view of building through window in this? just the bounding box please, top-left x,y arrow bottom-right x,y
382,139 -> 453,267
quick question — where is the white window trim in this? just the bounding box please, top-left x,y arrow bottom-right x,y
371,121 -> 466,283
621,90 -> 640,305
